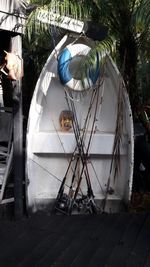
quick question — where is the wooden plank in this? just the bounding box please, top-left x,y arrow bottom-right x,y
53,214 -> 111,267
32,132 -> 117,155
0,213 -> 149,267
0,197 -> 14,204
37,10 -> 84,33
126,214 -> 150,267
104,213 -> 147,267
18,215 -> 100,266
0,0 -> 26,33
144,248 -> 150,267
11,34 -> 24,219
0,146 -> 13,203
0,214 -> 67,266
69,214 -> 119,267
27,215 -> 98,267
87,213 -> 132,267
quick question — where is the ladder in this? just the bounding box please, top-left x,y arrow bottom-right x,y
0,107 -> 14,204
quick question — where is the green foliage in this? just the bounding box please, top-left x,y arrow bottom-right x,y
24,0 -> 150,110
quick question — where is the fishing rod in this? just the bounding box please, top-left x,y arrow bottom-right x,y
53,85 -> 99,214
68,77 -> 105,203
68,154 -> 81,198
101,77 -> 124,212
51,148 -> 77,214
30,158 -> 71,190
67,89 -> 96,184
53,75 -> 103,214
51,117 -> 77,175
66,82 -> 100,214
51,123 -> 92,214
67,90 -> 97,200
88,79 -> 106,197
73,90 -> 99,200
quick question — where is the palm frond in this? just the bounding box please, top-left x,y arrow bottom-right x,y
25,0 -> 92,32
133,0 -> 150,33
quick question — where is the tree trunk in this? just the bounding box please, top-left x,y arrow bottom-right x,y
118,35 -> 138,114
119,35 -> 150,133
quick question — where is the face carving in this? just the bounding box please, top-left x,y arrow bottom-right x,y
59,110 -> 74,131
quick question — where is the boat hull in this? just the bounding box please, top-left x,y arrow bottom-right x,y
26,34 -> 134,213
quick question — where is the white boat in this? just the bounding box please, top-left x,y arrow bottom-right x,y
26,34 -> 134,214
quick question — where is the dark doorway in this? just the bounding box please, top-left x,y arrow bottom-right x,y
0,30 -> 13,107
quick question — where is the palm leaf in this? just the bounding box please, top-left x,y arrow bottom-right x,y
24,0 -> 150,110
132,0 -> 150,33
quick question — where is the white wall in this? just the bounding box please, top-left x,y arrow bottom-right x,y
0,0 -> 26,33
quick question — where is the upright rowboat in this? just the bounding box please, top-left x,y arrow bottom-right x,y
26,34 -> 134,214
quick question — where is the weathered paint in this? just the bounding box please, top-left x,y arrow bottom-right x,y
0,0 -> 26,33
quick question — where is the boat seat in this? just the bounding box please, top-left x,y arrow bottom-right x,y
32,132 -> 127,155
0,107 -> 14,204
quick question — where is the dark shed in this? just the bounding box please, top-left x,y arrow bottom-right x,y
0,0 -> 26,219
